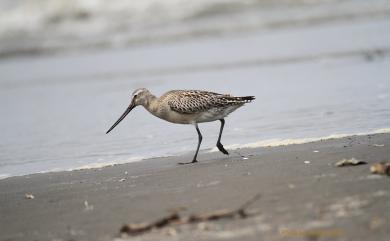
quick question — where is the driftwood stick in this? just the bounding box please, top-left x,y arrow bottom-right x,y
120,213 -> 180,235
120,193 -> 261,236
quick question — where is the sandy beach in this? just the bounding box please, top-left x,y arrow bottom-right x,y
1,1 -> 390,241
1,133 -> 389,241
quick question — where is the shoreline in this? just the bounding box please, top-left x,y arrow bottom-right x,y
1,133 -> 389,241
2,128 -> 390,180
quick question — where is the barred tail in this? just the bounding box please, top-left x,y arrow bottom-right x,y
239,96 -> 255,102
222,95 -> 255,104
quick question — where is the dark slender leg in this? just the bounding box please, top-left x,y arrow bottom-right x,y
217,119 -> 229,155
179,123 -> 202,165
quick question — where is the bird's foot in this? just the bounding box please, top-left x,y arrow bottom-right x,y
217,142 -> 229,155
178,160 -> 198,165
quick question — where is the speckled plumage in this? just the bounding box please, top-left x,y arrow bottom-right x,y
164,90 -> 254,114
106,88 -> 255,164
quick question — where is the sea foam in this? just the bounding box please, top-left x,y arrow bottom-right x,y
209,128 -> 390,152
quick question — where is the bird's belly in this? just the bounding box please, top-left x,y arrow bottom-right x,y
156,110 -> 199,124
195,106 -> 242,123
151,105 -> 242,124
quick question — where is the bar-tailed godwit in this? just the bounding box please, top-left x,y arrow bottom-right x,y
106,88 -> 255,164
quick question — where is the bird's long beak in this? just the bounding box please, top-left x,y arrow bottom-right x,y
106,102 -> 135,134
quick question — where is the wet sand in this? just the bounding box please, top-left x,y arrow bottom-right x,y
1,133 -> 389,241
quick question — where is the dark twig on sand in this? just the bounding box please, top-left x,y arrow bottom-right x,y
120,213 -> 180,235
120,193 -> 261,236
335,158 -> 367,167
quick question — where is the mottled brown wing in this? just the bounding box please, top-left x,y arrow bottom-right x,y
167,90 -> 226,114
167,90 -> 254,114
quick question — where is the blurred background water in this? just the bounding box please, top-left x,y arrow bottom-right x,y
1,0 -> 390,178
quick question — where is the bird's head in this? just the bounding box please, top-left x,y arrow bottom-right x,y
106,88 -> 150,134
131,88 -> 151,106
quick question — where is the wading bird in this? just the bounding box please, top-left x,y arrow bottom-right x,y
106,89 -> 254,164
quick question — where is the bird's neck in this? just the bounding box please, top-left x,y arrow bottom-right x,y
142,93 -> 159,114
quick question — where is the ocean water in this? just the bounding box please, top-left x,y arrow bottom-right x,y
1,0 -> 390,57
1,0 -> 390,178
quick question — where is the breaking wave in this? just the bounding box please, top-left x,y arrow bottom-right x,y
1,0 -> 390,58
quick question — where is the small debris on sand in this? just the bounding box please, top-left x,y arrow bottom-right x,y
84,201 -> 94,211
370,217 -> 385,229
304,161 -> 311,164
335,158 -> 367,167
24,193 -> 34,199
120,193 -> 261,236
370,162 -> 390,176
372,144 -> 384,147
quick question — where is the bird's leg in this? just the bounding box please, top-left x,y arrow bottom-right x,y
216,119 -> 229,155
192,124 -> 203,162
179,123 -> 202,165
